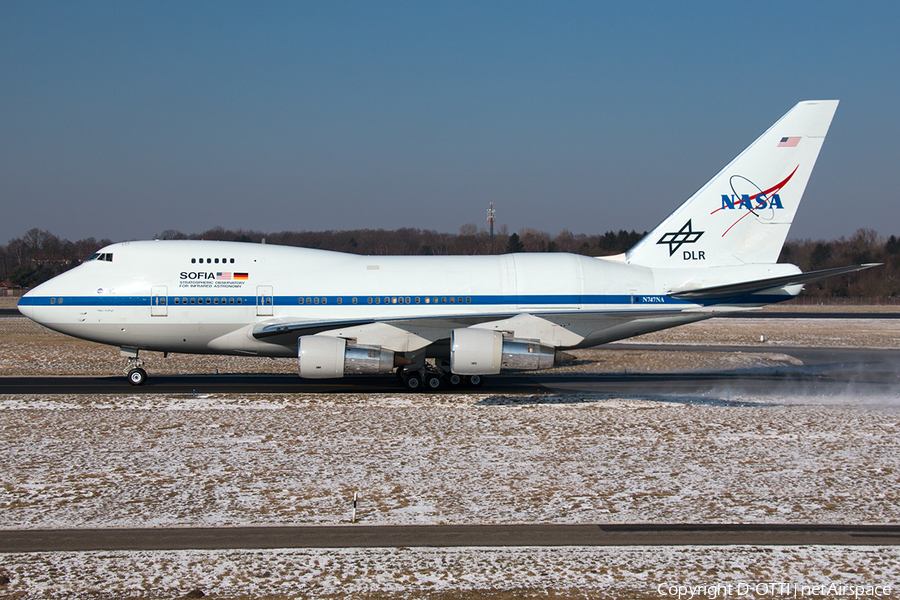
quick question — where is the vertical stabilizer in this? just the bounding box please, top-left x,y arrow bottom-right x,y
626,100 -> 838,268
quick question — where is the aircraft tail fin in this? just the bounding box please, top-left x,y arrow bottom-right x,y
626,100 -> 839,268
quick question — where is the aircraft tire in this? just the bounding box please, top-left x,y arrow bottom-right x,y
424,374 -> 443,390
466,374 -> 483,387
447,373 -> 463,386
128,368 -> 147,386
404,375 -> 422,391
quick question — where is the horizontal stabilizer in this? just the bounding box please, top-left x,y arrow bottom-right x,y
670,263 -> 880,300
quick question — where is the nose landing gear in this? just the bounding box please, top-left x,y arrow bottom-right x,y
122,348 -> 147,386
128,367 -> 147,386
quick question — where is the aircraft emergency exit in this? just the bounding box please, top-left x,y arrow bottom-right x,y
18,100 -> 876,389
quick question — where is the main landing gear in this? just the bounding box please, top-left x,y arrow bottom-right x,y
397,366 -> 484,391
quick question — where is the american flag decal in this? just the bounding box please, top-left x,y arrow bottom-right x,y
777,136 -> 801,147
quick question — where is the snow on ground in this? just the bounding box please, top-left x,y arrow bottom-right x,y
2,314 -> 900,598
1,546 -> 897,599
2,393 -> 899,529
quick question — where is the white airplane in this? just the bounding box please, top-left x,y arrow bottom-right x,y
19,100 -> 876,389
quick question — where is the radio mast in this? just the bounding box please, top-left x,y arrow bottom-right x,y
487,201 -> 496,242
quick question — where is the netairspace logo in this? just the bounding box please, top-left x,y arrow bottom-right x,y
656,581 -> 893,599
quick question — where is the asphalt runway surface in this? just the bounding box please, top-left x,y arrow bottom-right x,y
1,344 -> 897,396
2,524 -> 899,552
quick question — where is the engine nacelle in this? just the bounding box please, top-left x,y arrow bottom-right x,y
450,328 -> 559,375
450,328 -> 503,375
298,336 -> 397,379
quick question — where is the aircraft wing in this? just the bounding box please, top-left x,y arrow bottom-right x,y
251,314 -> 517,346
670,263 -> 880,301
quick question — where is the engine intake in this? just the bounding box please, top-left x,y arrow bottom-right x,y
298,336 -> 400,378
450,328 -> 560,375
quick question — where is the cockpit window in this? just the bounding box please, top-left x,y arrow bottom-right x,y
86,253 -> 112,262
87,253 -> 100,261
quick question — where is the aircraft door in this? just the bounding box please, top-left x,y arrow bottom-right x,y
257,285 -> 274,316
151,285 -> 168,317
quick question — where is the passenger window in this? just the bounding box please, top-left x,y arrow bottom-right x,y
299,298 -> 304,304
314,298 -> 319,304
352,297 -> 358,304
190,298 -> 196,304
214,298 -> 219,304
215,258 -> 219,264
367,297 -> 372,304
192,258 -> 196,263
306,297 -> 312,304
230,258 -> 234,263
229,298 -> 234,304
336,298 -> 342,304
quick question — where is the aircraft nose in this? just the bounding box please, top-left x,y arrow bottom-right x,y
17,299 -> 33,319
17,282 -> 52,324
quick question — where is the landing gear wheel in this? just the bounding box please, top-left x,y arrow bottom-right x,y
466,374 -> 483,387
447,373 -> 463,386
424,374 -> 443,390
404,375 -> 423,391
128,367 -> 147,386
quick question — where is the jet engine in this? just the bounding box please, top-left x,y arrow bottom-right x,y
298,336 -> 404,378
450,328 -> 565,375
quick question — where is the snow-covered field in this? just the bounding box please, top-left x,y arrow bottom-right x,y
2,546 -> 897,599
1,315 -> 899,598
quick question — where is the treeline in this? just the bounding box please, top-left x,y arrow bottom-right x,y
1,229 -> 113,288
2,226 -> 897,302
1,226 -> 644,287
778,229 -> 897,301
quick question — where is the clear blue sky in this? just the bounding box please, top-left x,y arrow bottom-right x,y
2,1 -> 897,245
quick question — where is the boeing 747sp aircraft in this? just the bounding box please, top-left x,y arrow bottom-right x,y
19,100 -> 876,389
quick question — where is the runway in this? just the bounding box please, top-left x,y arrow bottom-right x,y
1,523 -> 899,552
1,344 -> 897,396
